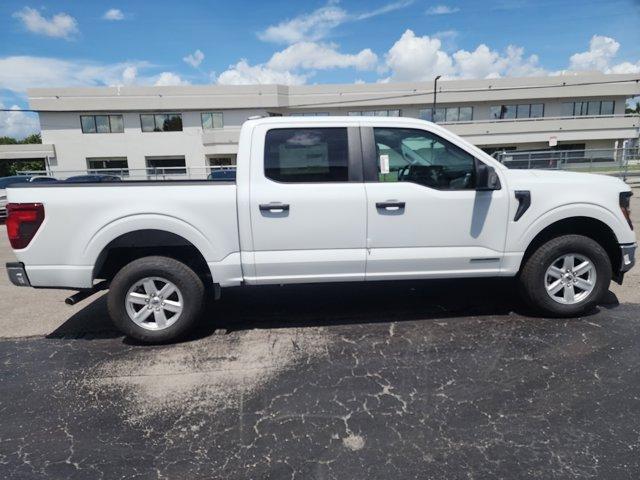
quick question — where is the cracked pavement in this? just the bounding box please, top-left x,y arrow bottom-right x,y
2,278 -> 640,479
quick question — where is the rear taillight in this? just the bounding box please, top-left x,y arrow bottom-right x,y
6,203 -> 45,249
620,191 -> 633,231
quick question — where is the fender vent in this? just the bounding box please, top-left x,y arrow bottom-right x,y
514,190 -> 531,221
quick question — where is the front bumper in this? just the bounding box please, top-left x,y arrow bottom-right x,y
6,262 -> 31,287
620,243 -> 636,274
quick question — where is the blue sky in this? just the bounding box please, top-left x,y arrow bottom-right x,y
1,0 -> 639,137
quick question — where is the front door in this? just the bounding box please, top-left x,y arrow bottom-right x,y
362,126 -> 509,280
247,125 -> 367,284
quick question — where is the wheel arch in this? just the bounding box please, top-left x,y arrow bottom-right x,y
93,229 -> 212,283
520,216 -> 620,278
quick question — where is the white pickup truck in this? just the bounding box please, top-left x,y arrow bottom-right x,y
5,117 -> 636,342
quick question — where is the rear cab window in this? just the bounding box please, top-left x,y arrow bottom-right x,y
264,128 -> 350,183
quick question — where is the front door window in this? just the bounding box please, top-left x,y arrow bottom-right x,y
374,128 -> 476,190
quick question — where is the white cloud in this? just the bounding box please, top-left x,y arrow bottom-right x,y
121,66 -> 138,84
216,60 -> 308,85
355,0 -> 414,20
258,3 -> 348,44
258,1 -> 413,44
0,56 -> 159,92
382,29 -> 545,81
569,35 -> 619,72
267,42 -> 377,71
426,5 -> 460,15
218,36 -> 378,86
608,61 -> 640,74
383,30 -> 454,81
569,35 -> 640,74
183,49 -> 205,68
0,103 -> 40,139
454,44 -> 544,78
154,72 -> 190,86
0,55 -> 189,91
103,9 -> 125,21
13,7 -> 78,40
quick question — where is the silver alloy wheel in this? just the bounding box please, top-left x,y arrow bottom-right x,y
125,277 -> 183,330
544,253 -> 597,305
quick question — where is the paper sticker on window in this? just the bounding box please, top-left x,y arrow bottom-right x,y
380,154 -> 390,174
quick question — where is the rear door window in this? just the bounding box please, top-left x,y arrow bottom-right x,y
264,128 -> 350,183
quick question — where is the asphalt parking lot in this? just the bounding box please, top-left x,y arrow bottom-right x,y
1,189 -> 639,479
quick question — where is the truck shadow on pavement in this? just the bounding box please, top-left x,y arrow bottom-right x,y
47,277 -> 620,342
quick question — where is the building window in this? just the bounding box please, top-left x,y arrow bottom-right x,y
490,104 -> 543,120
264,128 -> 349,183
201,112 -> 223,129
458,107 -> 473,121
86,157 -> 129,176
291,112 -> 330,116
145,156 -> 187,175
601,101 -> 615,115
562,100 -> 614,117
419,108 -> 445,122
516,104 -> 530,118
348,110 -> 401,117
140,113 -> 183,132
419,107 -> 473,122
561,102 -> 574,116
208,156 -> 235,166
530,104 -> 544,118
80,115 -> 124,133
489,103 -> 544,120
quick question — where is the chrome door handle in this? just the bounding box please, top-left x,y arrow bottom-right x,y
376,201 -> 405,210
259,202 -> 290,213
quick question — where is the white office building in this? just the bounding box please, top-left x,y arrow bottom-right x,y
1,72 -> 638,177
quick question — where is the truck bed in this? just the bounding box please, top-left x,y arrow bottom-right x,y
7,181 -> 240,289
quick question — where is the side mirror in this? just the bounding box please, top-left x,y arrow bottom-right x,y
475,159 -> 501,191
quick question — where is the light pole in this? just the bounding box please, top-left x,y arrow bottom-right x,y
432,75 -> 442,123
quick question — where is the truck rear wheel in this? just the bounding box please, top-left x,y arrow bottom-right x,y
518,234 -> 611,317
107,256 -> 205,343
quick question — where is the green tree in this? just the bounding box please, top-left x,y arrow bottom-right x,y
0,133 -> 45,177
0,133 -> 41,144
626,101 -> 640,114
20,133 -> 42,144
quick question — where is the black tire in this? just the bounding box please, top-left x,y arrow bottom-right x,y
107,256 -> 205,343
518,234 -> 611,317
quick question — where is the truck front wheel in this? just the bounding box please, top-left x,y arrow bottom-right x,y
107,256 -> 205,343
519,235 -> 611,317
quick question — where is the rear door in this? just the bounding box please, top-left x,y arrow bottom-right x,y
247,123 -> 367,284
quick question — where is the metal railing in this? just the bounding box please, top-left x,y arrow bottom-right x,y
493,147 -> 640,180
440,113 -> 639,126
17,165 -> 237,181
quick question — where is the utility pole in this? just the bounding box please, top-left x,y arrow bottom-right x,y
432,75 -> 442,123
